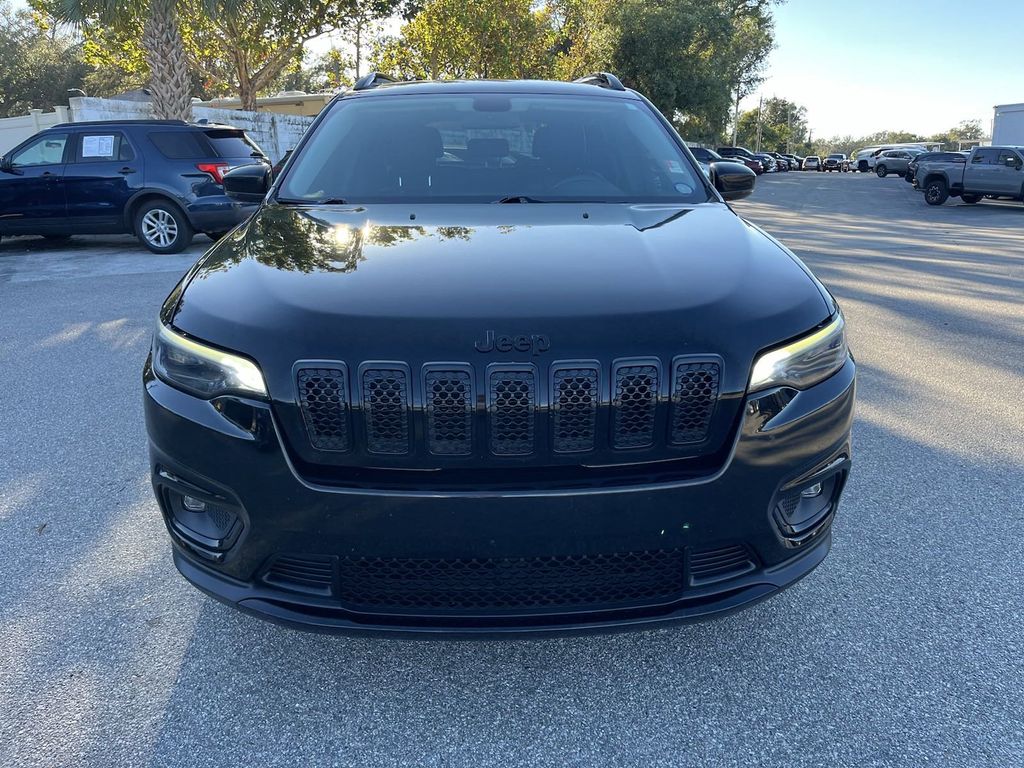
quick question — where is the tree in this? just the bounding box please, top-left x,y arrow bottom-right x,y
52,0 -> 381,116
373,0 -> 550,80
54,0 -> 195,119
0,3 -> 91,117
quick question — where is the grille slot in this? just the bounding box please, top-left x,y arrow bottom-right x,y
337,548 -> 686,612
424,368 -> 474,456
488,366 -> 536,456
361,365 -> 411,455
612,360 -> 660,449
296,367 -> 350,452
265,554 -> 336,596
670,358 -> 721,444
552,365 -> 599,453
688,544 -> 756,586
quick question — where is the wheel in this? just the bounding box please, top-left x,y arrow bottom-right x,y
924,179 -> 949,206
876,165 -> 888,177
904,173 -> 914,184
43,234 -> 72,241
961,194 -> 981,204
135,199 -> 193,254
858,161 -> 869,172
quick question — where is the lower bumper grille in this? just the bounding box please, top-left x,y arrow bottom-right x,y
337,549 -> 687,613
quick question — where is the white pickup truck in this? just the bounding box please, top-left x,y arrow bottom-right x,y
916,145 -> 1024,205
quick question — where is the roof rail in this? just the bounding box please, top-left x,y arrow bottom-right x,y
352,72 -> 397,91
573,72 -> 625,91
51,119 -> 189,129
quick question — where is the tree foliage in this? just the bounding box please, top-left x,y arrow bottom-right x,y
374,0 -> 550,80
0,3 -> 90,118
734,97 -> 808,151
373,0 -> 778,143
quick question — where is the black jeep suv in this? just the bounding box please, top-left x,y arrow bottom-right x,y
144,73 -> 855,635
0,120 -> 267,253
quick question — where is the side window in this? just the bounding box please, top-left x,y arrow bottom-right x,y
997,150 -> 1021,167
148,131 -> 208,159
11,133 -> 69,167
972,149 -> 999,165
76,133 -> 134,163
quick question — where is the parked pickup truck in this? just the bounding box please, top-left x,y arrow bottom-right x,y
917,146 -> 1024,205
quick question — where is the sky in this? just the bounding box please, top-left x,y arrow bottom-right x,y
746,0 -> 1023,138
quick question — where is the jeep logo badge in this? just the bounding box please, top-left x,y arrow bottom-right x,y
474,330 -> 551,355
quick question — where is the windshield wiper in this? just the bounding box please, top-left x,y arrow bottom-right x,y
493,195 -> 548,204
276,196 -> 350,205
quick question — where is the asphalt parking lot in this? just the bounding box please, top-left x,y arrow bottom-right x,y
1,173 -> 1022,767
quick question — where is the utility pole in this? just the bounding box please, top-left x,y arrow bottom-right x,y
755,94 -> 763,153
731,88 -> 740,147
786,104 -> 792,155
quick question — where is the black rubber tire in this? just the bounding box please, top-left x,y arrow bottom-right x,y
924,179 -> 949,206
134,199 -> 193,254
961,194 -> 981,204
876,165 -> 888,178
858,161 -> 869,172
904,173 -> 914,184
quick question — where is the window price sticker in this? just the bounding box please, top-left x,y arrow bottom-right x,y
82,135 -> 115,158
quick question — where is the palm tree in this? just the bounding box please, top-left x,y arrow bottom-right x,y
58,0 -> 193,120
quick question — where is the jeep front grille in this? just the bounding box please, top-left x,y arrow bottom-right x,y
293,355 -> 721,464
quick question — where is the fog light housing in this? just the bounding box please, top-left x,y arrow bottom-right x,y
182,495 -> 206,512
772,467 -> 846,547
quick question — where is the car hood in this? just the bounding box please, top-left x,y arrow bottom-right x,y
171,202 -> 831,397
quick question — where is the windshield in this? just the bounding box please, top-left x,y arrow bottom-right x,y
278,92 -> 709,204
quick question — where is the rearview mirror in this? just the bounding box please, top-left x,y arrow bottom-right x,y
223,163 -> 271,204
711,161 -> 756,201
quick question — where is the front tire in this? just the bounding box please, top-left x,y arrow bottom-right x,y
961,194 -> 981,204
876,165 -> 888,178
924,179 -> 949,206
135,200 -> 193,254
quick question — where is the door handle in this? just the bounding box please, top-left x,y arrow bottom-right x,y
119,167 -> 136,174
41,171 -> 55,177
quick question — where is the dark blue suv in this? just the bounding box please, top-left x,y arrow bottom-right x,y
0,120 -> 268,253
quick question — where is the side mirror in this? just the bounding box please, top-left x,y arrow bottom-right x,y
223,163 -> 271,204
711,160 -> 756,201
0,155 -> 13,173
1006,156 -> 1021,168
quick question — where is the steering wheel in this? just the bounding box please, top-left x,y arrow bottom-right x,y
551,172 -> 610,192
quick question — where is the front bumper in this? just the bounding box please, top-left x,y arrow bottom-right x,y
145,358 -> 856,636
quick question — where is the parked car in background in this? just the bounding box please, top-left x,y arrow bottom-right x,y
714,147 -> 763,174
803,155 -> 822,171
754,153 -> 778,173
823,153 -> 849,172
906,151 -> 967,185
851,147 -> 883,172
916,145 -> 1024,205
767,152 -> 791,171
782,153 -> 804,170
874,148 -> 926,178
0,119 -> 269,252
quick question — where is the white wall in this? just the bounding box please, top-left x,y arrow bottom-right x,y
0,98 -> 314,161
992,104 -> 1024,146
0,108 -> 71,157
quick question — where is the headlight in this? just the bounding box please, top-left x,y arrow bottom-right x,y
152,323 -> 267,398
748,312 -> 848,392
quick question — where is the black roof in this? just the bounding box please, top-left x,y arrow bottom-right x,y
337,78 -> 641,101
48,119 -> 239,131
